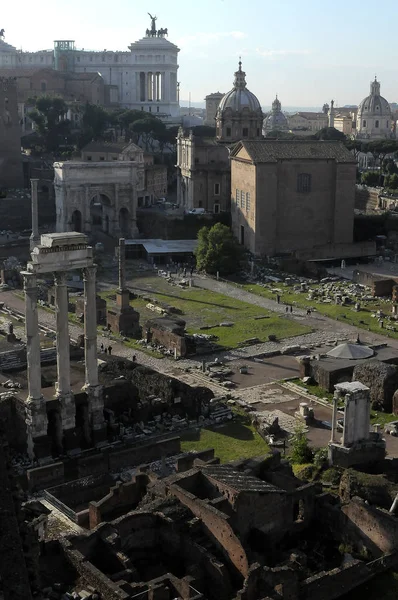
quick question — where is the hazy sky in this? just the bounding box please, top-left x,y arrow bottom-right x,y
3,0 -> 397,107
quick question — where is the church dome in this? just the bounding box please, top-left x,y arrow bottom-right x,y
263,95 -> 288,131
358,77 -> 391,118
217,61 -> 262,114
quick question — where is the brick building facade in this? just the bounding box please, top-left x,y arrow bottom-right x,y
0,76 -> 23,188
230,140 -> 357,257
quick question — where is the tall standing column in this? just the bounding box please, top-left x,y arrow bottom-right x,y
118,238 -> 126,291
83,266 -> 98,388
30,179 -> 40,250
330,391 -> 339,443
54,272 -> 75,447
83,266 -> 105,443
54,272 -> 71,396
23,271 -> 48,459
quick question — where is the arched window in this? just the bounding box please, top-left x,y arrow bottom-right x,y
297,173 -> 312,193
375,120 -> 379,128
363,120 -> 367,127
242,127 -> 248,137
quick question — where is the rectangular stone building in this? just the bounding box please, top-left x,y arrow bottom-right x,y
176,129 -> 231,213
230,140 -> 357,257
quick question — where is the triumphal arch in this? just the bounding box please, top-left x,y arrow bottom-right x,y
54,161 -> 144,238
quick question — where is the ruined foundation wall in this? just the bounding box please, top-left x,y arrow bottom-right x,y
341,497 -> 398,555
170,483 -> 249,579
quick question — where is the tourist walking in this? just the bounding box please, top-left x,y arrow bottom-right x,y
108,345 -> 113,355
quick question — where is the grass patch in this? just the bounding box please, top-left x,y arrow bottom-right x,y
290,378 -> 334,402
370,411 -> 398,426
180,416 -> 269,463
109,278 -> 311,350
242,282 -> 398,340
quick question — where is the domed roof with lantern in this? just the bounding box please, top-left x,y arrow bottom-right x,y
358,77 -> 391,119
217,60 -> 262,114
263,95 -> 288,131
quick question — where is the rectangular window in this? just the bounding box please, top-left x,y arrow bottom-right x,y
235,189 -> 239,204
242,127 -> 248,137
214,183 -> 220,195
87,156 -> 92,161
297,173 -> 312,193
240,190 -> 245,208
214,204 -> 220,214
100,156 -> 105,161
226,127 -> 231,137
246,192 -> 250,211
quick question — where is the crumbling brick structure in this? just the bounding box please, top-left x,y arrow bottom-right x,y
75,294 -> 107,324
59,452 -> 398,600
145,316 -> 188,357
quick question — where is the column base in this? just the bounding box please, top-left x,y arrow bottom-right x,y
83,383 -> 107,445
25,396 -> 50,461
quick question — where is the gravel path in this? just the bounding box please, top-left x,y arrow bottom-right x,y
3,276 -> 396,391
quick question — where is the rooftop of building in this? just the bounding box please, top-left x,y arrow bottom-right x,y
232,139 -> 356,163
202,464 -> 283,493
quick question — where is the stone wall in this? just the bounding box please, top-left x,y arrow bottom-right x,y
341,497 -> 398,555
0,440 -> 33,600
145,317 -> 187,357
355,185 -> 380,212
26,461 -> 65,492
89,473 -> 148,529
0,190 -> 55,230
0,393 -> 27,449
0,77 -> 23,188
0,346 -> 57,372
352,360 -> 398,411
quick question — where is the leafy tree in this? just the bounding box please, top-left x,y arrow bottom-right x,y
265,129 -> 295,139
361,171 -> 382,187
385,173 -> 398,190
289,424 -> 313,465
344,139 -> 363,160
195,223 -> 243,275
28,96 -> 71,152
382,158 -> 398,175
313,127 -> 346,141
367,140 -> 398,165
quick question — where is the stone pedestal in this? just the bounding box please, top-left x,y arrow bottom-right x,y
25,398 -> 51,460
107,297 -> 141,338
84,384 -> 107,444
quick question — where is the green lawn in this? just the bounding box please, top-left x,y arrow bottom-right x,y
290,378 -> 334,402
242,282 -> 398,341
100,280 -> 311,350
180,418 -> 270,463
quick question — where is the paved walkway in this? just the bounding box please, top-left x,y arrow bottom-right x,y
3,274 -> 397,391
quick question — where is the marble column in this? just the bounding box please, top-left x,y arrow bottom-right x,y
330,392 -> 339,443
118,238 -> 126,291
23,271 -> 48,459
54,272 -> 75,442
24,272 -> 41,400
30,179 -> 40,250
54,272 -> 71,396
83,266 -> 105,442
83,266 -> 98,388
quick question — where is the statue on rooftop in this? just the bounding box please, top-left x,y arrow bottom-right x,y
147,13 -> 157,36
0,29 -> 5,39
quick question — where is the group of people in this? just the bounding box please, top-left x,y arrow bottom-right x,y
100,343 -> 113,355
